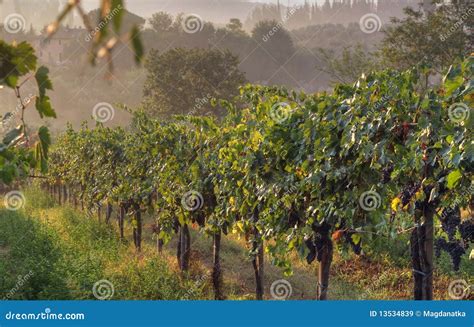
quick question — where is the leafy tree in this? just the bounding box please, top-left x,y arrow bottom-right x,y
380,1 -> 473,73
226,18 -> 243,32
317,45 -> 381,84
149,11 -> 173,33
142,48 -> 246,117
251,20 -> 295,65
211,19 -> 252,62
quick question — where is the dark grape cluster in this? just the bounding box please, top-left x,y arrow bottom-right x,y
306,222 -> 332,264
330,219 -> 362,255
435,238 -> 465,271
382,165 -> 394,184
414,200 -> 424,211
313,222 -> 332,235
400,183 -> 421,206
305,235 -> 325,264
191,211 -> 206,227
459,220 -> 474,244
287,210 -> 302,228
434,238 -> 445,258
440,208 -> 461,240
344,232 -> 362,255
315,235 -> 326,261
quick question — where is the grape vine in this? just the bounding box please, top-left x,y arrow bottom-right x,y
45,55 -> 473,300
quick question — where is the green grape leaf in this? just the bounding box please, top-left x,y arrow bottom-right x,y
111,0 -> 124,32
0,163 -> 17,184
34,141 -> 47,173
0,41 -> 37,87
11,42 -> 37,76
35,66 -> 53,98
130,25 -> 144,65
35,95 -> 56,118
446,169 -> 462,190
38,126 -> 51,155
351,233 -> 361,245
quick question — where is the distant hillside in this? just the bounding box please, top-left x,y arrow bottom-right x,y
1,0 -> 422,31
81,0 -> 263,23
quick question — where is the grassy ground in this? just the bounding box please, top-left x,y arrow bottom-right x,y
0,186 -> 472,300
0,188 -> 201,300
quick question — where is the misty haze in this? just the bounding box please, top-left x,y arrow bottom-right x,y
1,0 -> 431,132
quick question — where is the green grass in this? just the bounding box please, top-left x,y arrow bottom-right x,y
0,187 -> 201,300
